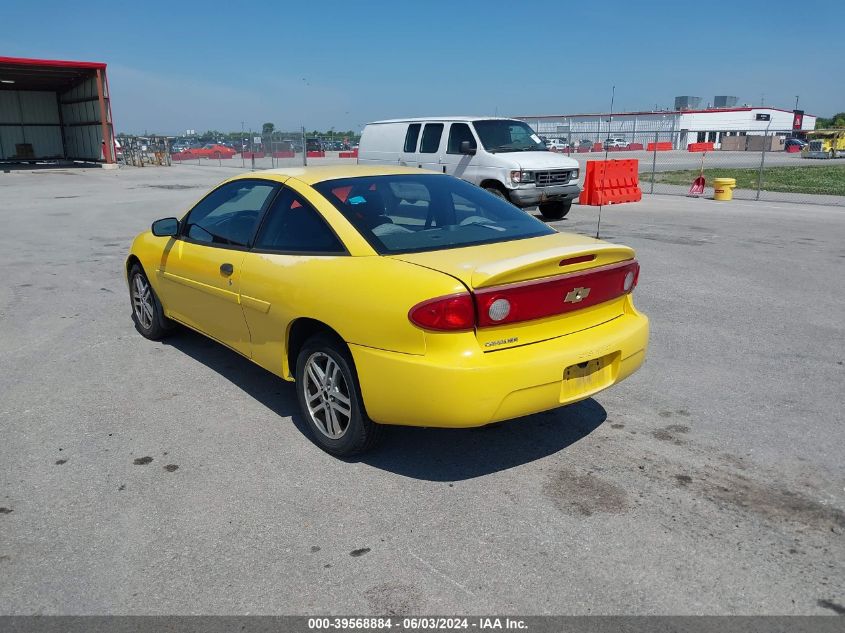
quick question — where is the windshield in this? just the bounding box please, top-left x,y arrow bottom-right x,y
313,174 -> 554,255
472,120 -> 547,153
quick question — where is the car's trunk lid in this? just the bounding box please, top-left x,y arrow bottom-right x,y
392,232 -> 636,350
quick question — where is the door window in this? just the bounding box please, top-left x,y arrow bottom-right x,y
404,123 -> 421,153
254,189 -> 345,254
184,180 -> 277,247
447,123 -> 476,154
419,123 -> 444,153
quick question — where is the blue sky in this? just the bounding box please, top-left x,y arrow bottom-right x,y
2,0 -> 843,134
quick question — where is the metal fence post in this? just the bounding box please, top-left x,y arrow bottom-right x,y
756,132 -> 768,201
302,126 -> 307,166
650,130 -> 658,194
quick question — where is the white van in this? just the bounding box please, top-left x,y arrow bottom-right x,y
358,117 -> 581,219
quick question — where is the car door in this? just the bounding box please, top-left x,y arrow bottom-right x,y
238,186 -> 348,377
439,122 -> 477,179
157,178 -> 279,355
417,122 -> 445,173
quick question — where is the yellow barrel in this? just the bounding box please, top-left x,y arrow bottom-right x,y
713,177 -> 737,201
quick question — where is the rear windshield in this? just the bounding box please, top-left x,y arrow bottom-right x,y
313,174 -> 554,254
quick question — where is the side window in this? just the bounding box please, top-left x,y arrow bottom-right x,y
447,123 -> 476,154
254,189 -> 345,254
404,123 -> 421,153
419,123 -> 444,153
184,180 -> 276,247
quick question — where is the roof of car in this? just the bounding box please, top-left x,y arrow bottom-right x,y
229,164 -> 438,185
367,116 -> 516,124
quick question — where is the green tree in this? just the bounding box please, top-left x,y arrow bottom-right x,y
815,112 -> 845,129
262,122 -> 275,136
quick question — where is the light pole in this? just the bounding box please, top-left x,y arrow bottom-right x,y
794,95 -> 800,110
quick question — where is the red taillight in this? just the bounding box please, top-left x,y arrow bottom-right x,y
408,293 -> 476,331
475,260 -> 639,328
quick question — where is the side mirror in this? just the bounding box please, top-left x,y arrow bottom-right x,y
151,217 -> 179,237
459,140 -> 477,155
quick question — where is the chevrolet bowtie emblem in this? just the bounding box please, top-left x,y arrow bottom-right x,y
564,287 -> 591,303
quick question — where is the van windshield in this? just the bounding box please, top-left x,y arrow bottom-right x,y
472,120 -> 547,153
313,174 -> 554,254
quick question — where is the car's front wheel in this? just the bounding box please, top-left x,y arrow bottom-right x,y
539,200 -> 572,220
295,334 -> 382,456
129,265 -> 173,340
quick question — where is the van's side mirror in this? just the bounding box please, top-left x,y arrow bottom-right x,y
459,141 -> 476,155
151,217 -> 179,237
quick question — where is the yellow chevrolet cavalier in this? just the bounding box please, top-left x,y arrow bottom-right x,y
126,166 -> 648,455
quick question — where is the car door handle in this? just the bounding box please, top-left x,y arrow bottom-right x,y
220,263 -> 234,276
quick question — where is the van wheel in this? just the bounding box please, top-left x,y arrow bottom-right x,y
539,200 -> 572,220
484,186 -> 509,201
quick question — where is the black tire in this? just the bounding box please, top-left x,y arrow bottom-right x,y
484,186 -> 509,201
129,264 -> 173,340
295,333 -> 382,456
539,200 -> 572,220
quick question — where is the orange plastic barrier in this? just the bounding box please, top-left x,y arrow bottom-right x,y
646,142 -> 673,151
242,152 -> 265,159
338,151 -> 357,158
272,151 -> 295,158
306,150 -> 325,158
687,142 -> 714,152
627,143 -> 644,151
578,159 -> 642,206
592,143 -> 604,152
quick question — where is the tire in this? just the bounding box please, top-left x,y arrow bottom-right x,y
129,265 -> 173,340
295,333 -> 382,456
484,186 -> 509,201
539,200 -> 572,220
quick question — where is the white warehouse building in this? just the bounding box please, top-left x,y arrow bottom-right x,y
515,107 -> 816,149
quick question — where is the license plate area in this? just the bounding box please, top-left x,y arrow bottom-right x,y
560,352 -> 619,402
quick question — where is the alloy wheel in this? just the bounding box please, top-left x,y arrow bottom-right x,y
303,352 -> 352,439
131,274 -> 154,330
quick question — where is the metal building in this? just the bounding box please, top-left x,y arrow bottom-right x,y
515,107 -> 817,149
0,56 -> 116,165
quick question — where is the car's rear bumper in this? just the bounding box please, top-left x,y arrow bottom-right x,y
350,311 -> 648,428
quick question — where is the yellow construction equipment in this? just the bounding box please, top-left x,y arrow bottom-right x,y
802,129 -> 845,159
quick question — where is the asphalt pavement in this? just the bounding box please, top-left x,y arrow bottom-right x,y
0,165 -> 843,615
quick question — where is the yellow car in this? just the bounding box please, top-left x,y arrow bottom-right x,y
126,165 -> 648,455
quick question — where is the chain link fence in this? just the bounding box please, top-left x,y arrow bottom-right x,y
117,128 -> 361,171
542,129 -> 844,206
118,125 -> 843,206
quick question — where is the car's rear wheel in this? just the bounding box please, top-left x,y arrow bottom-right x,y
129,265 -> 173,340
295,334 -> 382,456
539,200 -> 572,220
